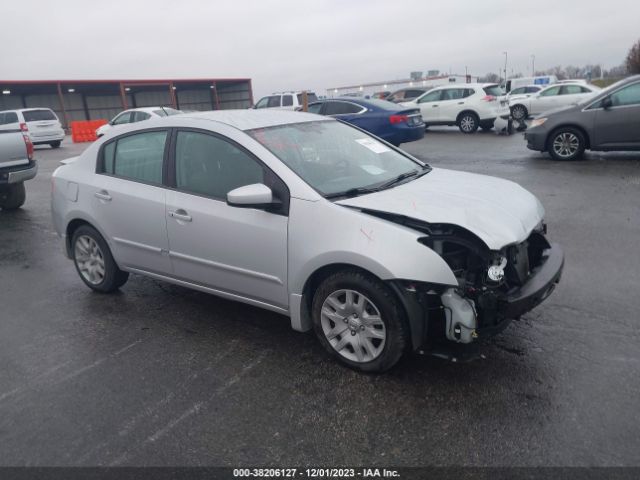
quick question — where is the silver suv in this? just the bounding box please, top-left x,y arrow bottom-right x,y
51,110 -> 563,371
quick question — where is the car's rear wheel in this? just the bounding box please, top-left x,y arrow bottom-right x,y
71,225 -> 129,292
50,141 -> 61,148
311,269 -> 408,372
0,183 -> 26,210
511,104 -> 528,121
458,112 -> 479,133
547,127 -> 586,161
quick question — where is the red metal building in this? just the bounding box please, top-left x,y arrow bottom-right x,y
0,78 -> 253,129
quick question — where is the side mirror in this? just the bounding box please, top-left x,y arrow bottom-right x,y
227,183 -> 275,208
601,96 -> 613,109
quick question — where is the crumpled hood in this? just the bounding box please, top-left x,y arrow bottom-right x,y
336,167 -> 545,250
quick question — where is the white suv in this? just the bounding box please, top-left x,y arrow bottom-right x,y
401,84 -> 509,133
0,108 -> 65,148
253,91 -> 318,111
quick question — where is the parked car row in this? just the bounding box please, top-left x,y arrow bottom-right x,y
524,75 -> 640,160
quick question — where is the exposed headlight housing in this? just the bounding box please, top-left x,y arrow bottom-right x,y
531,117 -> 548,128
487,256 -> 507,283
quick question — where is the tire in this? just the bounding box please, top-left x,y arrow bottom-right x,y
311,269 -> 408,372
547,127 -> 586,161
511,104 -> 528,121
50,141 -> 61,148
457,112 -> 479,134
0,183 -> 26,210
71,225 -> 129,292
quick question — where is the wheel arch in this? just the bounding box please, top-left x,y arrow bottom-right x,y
64,215 -> 112,260
456,109 -> 480,124
297,262 -> 426,351
547,124 -> 591,149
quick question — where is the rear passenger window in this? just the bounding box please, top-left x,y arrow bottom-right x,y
323,102 -> 362,115
133,111 -> 151,122
282,95 -> 294,107
174,131 -> 264,199
561,85 -> 583,95
102,131 -> 167,184
0,112 -> 19,125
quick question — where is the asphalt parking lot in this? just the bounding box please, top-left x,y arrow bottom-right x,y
1,128 -> 639,467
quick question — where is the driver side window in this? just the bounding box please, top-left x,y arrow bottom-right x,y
174,131 -> 265,200
539,86 -> 561,97
418,90 -> 442,103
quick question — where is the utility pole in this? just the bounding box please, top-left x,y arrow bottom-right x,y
503,51 -> 508,84
531,54 -> 536,75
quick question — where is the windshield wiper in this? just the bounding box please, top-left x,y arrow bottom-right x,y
325,186 -> 381,199
378,169 -> 421,189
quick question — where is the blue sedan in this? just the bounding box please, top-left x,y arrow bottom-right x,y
305,98 -> 425,146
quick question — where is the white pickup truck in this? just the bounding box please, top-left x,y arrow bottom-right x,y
0,129 -> 37,210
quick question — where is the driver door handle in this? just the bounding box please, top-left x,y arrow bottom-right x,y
169,209 -> 192,222
432,104 -> 439,108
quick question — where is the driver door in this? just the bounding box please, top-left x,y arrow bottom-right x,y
417,89 -> 443,123
531,86 -> 561,115
165,129 -> 289,309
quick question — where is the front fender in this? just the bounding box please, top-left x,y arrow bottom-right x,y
288,198 -> 458,296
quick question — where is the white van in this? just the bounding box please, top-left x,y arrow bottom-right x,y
0,108 -> 65,148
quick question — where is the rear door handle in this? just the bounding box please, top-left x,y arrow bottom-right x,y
457,102 -> 464,105
94,190 -> 112,201
432,105 -> 439,108
169,209 -> 192,222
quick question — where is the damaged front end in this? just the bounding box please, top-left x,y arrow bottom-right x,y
375,211 -> 564,353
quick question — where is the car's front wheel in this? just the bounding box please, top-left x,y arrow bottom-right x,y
71,225 -> 129,292
312,269 -> 408,372
458,112 -> 479,133
547,127 -> 586,161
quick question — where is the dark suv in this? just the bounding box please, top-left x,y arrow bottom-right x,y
525,75 -> 640,160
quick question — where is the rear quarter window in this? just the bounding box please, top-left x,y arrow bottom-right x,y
483,85 -> 503,96
23,109 -> 57,122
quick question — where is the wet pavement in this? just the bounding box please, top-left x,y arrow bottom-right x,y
1,129 -> 639,466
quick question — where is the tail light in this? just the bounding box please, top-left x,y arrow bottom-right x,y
482,95 -> 497,102
389,114 -> 408,124
20,122 -> 28,132
23,134 -> 34,160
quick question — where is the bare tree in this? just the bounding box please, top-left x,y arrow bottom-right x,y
626,38 -> 640,74
480,72 -> 500,83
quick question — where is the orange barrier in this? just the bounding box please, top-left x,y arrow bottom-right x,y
71,119 -> 108,143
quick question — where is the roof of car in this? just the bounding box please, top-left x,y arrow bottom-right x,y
178,109 -> 327,131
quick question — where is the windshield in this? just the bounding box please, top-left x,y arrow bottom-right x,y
248,121 -> 428,197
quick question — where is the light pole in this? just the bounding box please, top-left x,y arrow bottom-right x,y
503,51 -> 508,84
531,54 -> 536,75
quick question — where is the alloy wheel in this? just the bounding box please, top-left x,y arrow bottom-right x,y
320,289 -> 386,363
74,235 -> 106,285
512,105 -> 526,120
552,132 -> 580,159
460,115 -> 476,132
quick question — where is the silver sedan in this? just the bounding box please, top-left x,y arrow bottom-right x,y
52,110 -> 563,372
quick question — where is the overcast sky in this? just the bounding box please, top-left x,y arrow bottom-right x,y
1,0 -> 638,98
